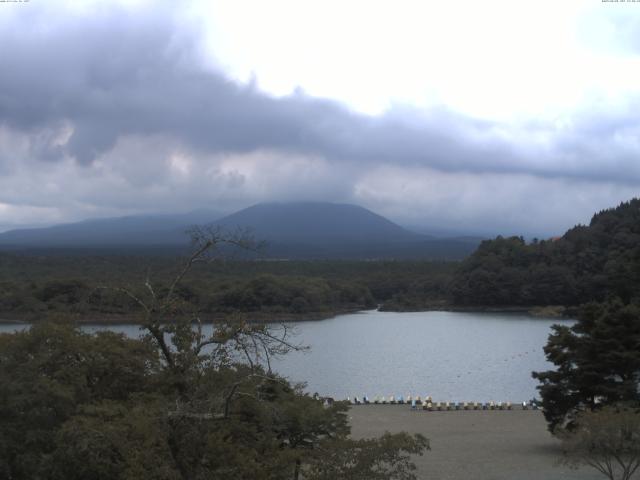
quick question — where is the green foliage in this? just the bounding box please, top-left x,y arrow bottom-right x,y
532,299 -> 640,432
0,319 -> 428,479
0,255 -> 453,320
0,232 -> 429,479
304,432 -> 429,480
0,322 -> 160,479
451,236 -> 578,306
213,274 -> 374,313
558,406 -> 640,480
452,199 -> 640,306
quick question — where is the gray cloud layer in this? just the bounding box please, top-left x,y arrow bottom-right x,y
0,3 -> 639,235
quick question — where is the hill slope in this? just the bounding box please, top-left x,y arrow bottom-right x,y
451,198 -> 640,306
214,202 -> 479,259
215,202 -> 422,245
0,210 -> 223,248
0,202 -> 480,259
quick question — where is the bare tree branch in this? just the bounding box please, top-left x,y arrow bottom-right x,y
97,286 -> 151,315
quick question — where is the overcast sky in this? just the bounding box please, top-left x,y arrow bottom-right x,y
1,0 -> 639,236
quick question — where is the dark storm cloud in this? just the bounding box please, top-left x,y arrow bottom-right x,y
1,7 -> 498,172
1,3 -> 639,185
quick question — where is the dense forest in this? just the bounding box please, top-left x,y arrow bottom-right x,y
0,255 -> 454,322
451,199 -> 640,308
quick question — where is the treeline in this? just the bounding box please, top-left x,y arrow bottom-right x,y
451,199 -> 640,307
0,274 -> 374,320
0,255 -> 456,321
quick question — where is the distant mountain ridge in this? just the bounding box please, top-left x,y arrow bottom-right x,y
0,210 -> 224,247
0,202 -> 481,259
216,202 -> 423,245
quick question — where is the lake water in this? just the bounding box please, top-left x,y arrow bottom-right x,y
0,310 -> 570,402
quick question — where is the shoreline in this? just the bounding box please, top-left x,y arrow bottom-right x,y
0,308 -> 362,325
379,304 -> 573,318
0,304 -> 573,325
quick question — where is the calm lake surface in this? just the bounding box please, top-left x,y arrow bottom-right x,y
0,310 -> 570,402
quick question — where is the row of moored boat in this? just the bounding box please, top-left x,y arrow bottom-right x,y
346,396 -> 540,410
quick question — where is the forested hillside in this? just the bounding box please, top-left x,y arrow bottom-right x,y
451,199 -> 640,306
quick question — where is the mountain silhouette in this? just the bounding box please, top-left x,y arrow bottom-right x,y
0,202 -> 480,259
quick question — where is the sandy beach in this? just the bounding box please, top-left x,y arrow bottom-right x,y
348,406 -> 603,480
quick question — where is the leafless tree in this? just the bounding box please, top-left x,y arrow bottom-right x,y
104,225 -> 306,394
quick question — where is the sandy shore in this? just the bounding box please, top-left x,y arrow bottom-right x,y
348,406 -> 602,480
